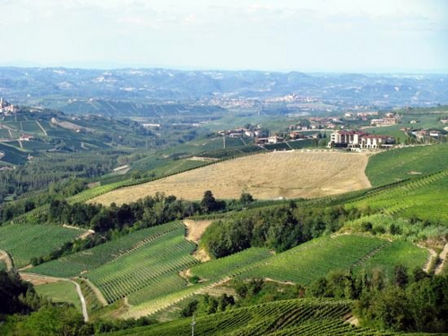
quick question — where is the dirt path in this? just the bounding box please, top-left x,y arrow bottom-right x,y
71,280 -> 89,322
62,224 -> 95,240
20,272 -> 89,322
435,243 -> 448,275
36,120 -> 47,136
183,219 -> 212,243
0,249 -> 14,271
419,245 -> 438,273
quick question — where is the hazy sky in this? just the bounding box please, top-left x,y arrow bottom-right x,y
0,0 -> 447,72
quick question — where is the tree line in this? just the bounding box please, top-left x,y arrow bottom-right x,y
201,202 -> 366,258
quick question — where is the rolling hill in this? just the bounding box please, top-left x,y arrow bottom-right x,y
366,144 -> 448,186
89,151 -> 371,204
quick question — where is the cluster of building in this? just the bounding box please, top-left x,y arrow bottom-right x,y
328,130 -> 395,149
0,98 -> 18,114
370,113 -> 400,127
288,117 -> 343,131
410,129 -> 441,141
217,125 -> 265,138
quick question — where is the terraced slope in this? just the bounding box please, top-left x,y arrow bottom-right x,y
0,224 -> 83,268
29,222 -> 183,278
90,151 -> 371,205
366,144 -> 448,187
86,229 -> 197,304
29,221 -> 197,305
107,299 -> 399,336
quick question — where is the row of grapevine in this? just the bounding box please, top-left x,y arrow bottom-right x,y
85,231 -> 198,303
29,221 -> 184,278
107,298 -> 401,336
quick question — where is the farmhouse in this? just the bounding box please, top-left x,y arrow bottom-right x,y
370,117 -> 397,126
19,134 -> 33,141
0,97 -> 18,114
328,130 -> 395,149
268,135 -> 284,144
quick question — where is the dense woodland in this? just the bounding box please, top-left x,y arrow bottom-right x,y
202,202 -> 366,258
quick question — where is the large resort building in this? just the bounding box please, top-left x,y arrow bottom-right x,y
329,130 -> 395,149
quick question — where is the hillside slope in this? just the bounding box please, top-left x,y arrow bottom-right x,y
366,144 -> 448,186
90,151 -> 371,204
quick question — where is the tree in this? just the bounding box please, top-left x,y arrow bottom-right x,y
239,192 -> 254,205
394,265 -> 409,288
201,190 -> 218,213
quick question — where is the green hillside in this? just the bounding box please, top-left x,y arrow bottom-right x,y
366,144 -> 448,186
348,169 -> 448,223
0,224 -> 83,267
29,221 -> 183,278
86,229 -> 197,304
237,235 -> 427,285
190,248 -> 272,282
106,298 -> 402,336
35,281 -> 81,312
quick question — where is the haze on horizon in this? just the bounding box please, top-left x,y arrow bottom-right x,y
0,0 -> 447,73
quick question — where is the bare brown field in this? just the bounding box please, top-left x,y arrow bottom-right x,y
91,151 -> 371,205
184,219 -> 213,243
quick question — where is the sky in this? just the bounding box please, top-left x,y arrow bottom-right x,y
0,0 -> 447,73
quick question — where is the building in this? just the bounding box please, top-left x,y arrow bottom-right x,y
329,130 -> 395,149
19,134 -> 33,141
370,117 -> 397,127
0,97 -> 18,114
267,135 -> 284,144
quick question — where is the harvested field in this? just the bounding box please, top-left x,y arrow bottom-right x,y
91,151 -> 371,205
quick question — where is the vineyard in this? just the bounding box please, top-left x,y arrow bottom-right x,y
366,144 -> 448,186
347,169 -> 448,223
29,221 -> 184,278
0,224 -> 83,268
236,235 -> 427,284
90,151 -> 371,205
85,230 -> 197,303
353,240 -> 429,279
190,247 -> 272,281
107,298 -> 401,336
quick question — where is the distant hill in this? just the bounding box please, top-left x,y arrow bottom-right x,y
1,67 -> 447,116
0,108 -> 155,165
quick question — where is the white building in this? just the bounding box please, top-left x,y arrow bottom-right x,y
329,130 -> 394,149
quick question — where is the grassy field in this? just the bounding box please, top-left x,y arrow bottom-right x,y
29,221 -> 183,278
236,235 -> 427,285
91,151 -> 371,205
35,281 -> 81,312
366,144 -> 448,186
0,224 -> 83,268
107,298 -> 404,336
